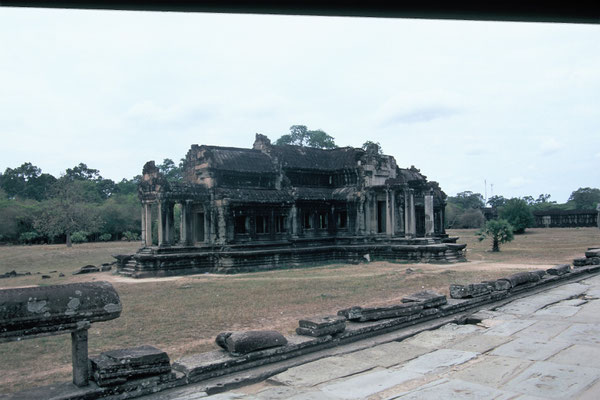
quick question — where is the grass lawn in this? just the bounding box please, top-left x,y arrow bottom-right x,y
0,228 -> 598,393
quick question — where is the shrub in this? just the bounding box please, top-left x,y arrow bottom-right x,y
99,233 -> 112,242
122,231 -> 140,241
499,198 -> 534,234
456,208 -> 486,229
19,231 -> 41,244
71,231 -> 89,244
477,219 -> 514,252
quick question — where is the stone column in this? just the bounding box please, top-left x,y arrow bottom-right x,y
597,204 -> 600,229
157,201 -> 165,246
404,189 -> 416,238
441,205 -> 447,234
356,198 -> 363,235
364,195 -> 372,234
291,204 -> 298,238
144,203 -> 153,247
141,204 -> 146,245
424,191 -> 434,236
215,200 -> 228,245
71,329 -> 89,387
385,190 -> 393,237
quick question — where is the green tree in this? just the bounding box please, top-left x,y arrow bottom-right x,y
568,187 -> 600,210
487,195 -> 506,208
448,191 -> 485,209
33,177 -> 103,247
275,125 -> 337,149
158,158 -> 184,183
362,141 -> 384,154
498,198 -> 534,234
0,163 -> 57,201
477,219 -> 514,252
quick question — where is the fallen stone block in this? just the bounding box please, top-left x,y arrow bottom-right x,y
492,279 -> 512,291
585,249 -> 600,258
547,264 -> 571,276
215,330 -> 287,355
402,290 -> 447,308
574,258 -> 588,267
592,257 -> 600,265
73,264 -> 100,275
296,315 -> 346,337
505,271 -> 541,288
449,283 -> 491,299
338,303 -> 424,322
90,345 -> 172,387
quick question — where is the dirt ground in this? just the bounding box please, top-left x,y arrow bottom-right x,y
0,228 -> 598,393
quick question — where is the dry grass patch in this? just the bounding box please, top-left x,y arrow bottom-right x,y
0,228 -> 598,393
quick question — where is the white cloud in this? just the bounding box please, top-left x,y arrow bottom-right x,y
539,137 -> 563,155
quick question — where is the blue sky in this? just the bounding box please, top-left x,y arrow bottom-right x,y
1,8 -> 598,202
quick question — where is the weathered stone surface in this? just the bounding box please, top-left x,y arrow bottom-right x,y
395,378 -> 514,400
503,361 -> 600,399
549,344 -> 600,368
483,319 -> 536,336
449,283 -> 490,299
401,290 -> 447,308
449,355 -> 532,388
338,341 -> 432,368
592,257 -> 600,265
319,368 -> 424,399
73,264 -> 100,275
513,320 -> 571,342
298,315 -> 345,329
490,337 -> 570,361
0,281 -> 121,339
554,323 -> 600,346
269,355 -> 375,387
449,334 -> 511,354
403,323 -> 482,349
402,349 -> 479,374
547,264 -> 571,276
337,303 -> 423,322
215,331 -> 287,355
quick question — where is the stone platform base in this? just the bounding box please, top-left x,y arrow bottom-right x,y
116,238 -> 467,278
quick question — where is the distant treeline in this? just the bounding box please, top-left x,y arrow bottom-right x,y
446,189 -> 600,231
0,160 -> 183,246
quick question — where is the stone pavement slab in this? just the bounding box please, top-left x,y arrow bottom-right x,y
268,355 -> 375,387
533,304 -> 582,317
502,361 -> 600,399
318,368 -> 423,400
548,344 -> 600,368
495,283 -> 588,315
513,320 -> 571,341
336,341 -> 431,368
449,334 -> 511,353
490,337 -> 571,361
390,378 -> 515,400
448,355 -> 533,388
483,319 -> 535,336
554,323 -> 600,346
253,386 -> 335,400
401,323 -> 482,349
401,349 -> 478,374
566,300 -> 600,323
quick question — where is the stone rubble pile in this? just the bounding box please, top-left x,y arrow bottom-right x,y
90,345 -> 173,386
574,248 -> 600,267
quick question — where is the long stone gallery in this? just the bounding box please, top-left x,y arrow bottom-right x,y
117,135 -> 466,277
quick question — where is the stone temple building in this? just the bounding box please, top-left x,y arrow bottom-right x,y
118,134 -> 466,277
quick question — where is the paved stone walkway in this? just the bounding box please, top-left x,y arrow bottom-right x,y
155,275 -> 600,399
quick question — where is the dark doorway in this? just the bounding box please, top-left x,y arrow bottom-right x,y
377,201 -> 386,233
415,207 -> 425,237
194,212 -> 205,243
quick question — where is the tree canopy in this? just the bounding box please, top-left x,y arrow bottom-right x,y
274,125 -> 337,149
568,187 -> 600,210
498,198 -> 534,234
477,219 -> 514,252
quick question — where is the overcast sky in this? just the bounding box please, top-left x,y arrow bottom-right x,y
1,8 -> 598,203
